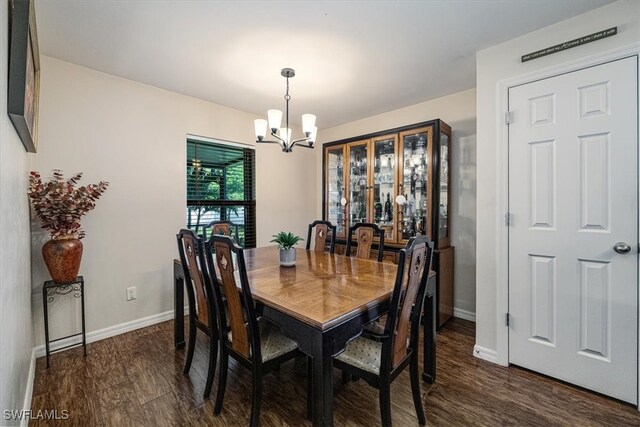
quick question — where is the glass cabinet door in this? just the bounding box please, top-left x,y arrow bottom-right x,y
372,135 -> 397,242
347,141 -> 369,226
439,131 -> 449,243
325,146 -> 346,238
398,127 -> 432,243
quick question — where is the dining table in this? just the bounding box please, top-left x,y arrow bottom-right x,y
173,246 -> 436,427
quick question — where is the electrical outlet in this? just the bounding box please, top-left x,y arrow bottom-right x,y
126,286 -> 136,301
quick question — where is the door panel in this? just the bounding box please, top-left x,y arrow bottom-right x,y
508,56 -> 638,404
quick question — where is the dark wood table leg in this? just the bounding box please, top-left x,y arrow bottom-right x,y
174,260 -> 185,350
311,340 -> 334,427
423,275 -> 437,383
261,299 -> 385,426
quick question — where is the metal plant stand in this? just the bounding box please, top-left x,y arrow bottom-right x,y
42,276 -> 86,368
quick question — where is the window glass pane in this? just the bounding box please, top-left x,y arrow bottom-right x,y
225,161 -> 245,201
186,139 -> 256,248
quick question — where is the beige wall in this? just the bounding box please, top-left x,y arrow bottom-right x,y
0,3 -> 33,421
31,56 -> 317,346
316,88 -> 477,316
475,0 -> 640,363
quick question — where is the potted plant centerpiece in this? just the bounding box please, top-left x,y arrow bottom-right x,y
28,170 -> 109,283
270,231 -> 303,267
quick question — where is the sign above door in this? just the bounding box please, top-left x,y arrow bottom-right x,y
521,27 -> 617,62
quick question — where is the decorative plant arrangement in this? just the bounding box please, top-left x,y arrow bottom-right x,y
28,170 -> 109,282
270,231 -> 303,267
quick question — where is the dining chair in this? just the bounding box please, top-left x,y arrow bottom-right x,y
176,229 -> 218,399
306,220 -> 337,254
346,222 -> 385,262
204,220 -> 240,243
334,235 -> 434,426
201,234 -> 301,426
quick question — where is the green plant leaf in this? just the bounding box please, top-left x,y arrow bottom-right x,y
270,231 -> 304,250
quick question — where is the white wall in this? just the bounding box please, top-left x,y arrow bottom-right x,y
0,3 -> 34,423
316,88 -> 477,316
476,0 -> 640,362
31,56 -> 317,346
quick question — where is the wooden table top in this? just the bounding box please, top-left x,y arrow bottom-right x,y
239,246 -> 399,330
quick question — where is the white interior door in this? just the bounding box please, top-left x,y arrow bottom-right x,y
508,56 -> 638,404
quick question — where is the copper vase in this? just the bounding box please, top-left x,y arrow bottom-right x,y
42,236 -> 83,283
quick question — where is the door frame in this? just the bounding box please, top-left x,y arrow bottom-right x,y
495,42 -> 640,406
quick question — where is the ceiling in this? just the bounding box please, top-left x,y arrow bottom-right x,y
35,0 -> 613,130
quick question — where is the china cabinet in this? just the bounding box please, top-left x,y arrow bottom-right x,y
322,119 -> 454,327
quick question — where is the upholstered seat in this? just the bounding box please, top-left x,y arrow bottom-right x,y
228,321 -> 298,362
336,336 -> 383,375
363,320 -> 385,335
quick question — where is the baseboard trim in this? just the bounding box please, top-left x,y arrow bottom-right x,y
20,348 -> 36,426
453,307 -> 476,322
34,306 -> 188,358
473,345 -> 500,364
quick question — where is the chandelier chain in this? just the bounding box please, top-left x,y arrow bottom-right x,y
285,76 -> 290,99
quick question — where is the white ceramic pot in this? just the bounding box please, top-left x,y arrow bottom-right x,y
279,248 -> 296,267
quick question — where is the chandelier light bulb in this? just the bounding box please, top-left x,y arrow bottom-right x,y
301,114 -> 316,136
254,119 -> 267,141
279,127 -> 292,145
268,109 -> 283,132
308,126 -> 318,146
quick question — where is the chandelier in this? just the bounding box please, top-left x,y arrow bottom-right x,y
254,68 -> 317,153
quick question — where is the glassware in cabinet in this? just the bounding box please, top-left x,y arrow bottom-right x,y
347,142 -> 369,225
325,146 -> 346,238
372,135 -> 397,241
397,127 -> 432,243
438,131 -> 449,243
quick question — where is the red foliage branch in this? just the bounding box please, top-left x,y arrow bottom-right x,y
28,170 -> 109,239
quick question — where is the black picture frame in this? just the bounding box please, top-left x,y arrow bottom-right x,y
8,0 -> 40,153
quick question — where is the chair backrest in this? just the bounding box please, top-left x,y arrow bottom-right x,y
205,220 -> 240,243
382,236 -> 433,370
345,223 -> 385,262
176,229 -> 212,327
306,220 -> 337,254
201,234 -> 261,361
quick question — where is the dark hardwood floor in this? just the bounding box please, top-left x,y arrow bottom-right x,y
31,319 -> 640,426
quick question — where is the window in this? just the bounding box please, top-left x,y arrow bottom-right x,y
186,138 -> 256,248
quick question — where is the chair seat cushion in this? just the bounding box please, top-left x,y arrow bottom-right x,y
227,320 -> 298,362
363,320 -> 385,335
335,336 -> 382,375
259,321 -> 298,362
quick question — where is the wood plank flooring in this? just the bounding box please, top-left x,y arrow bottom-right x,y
31,319 -> 640,426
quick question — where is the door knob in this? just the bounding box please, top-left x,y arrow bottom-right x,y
613,242 -> 631,254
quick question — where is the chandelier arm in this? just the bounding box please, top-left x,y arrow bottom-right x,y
290,137 -> 313,147
292,141 -> 314,149
271,131 -> 286,145
257,132 -> 287,148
